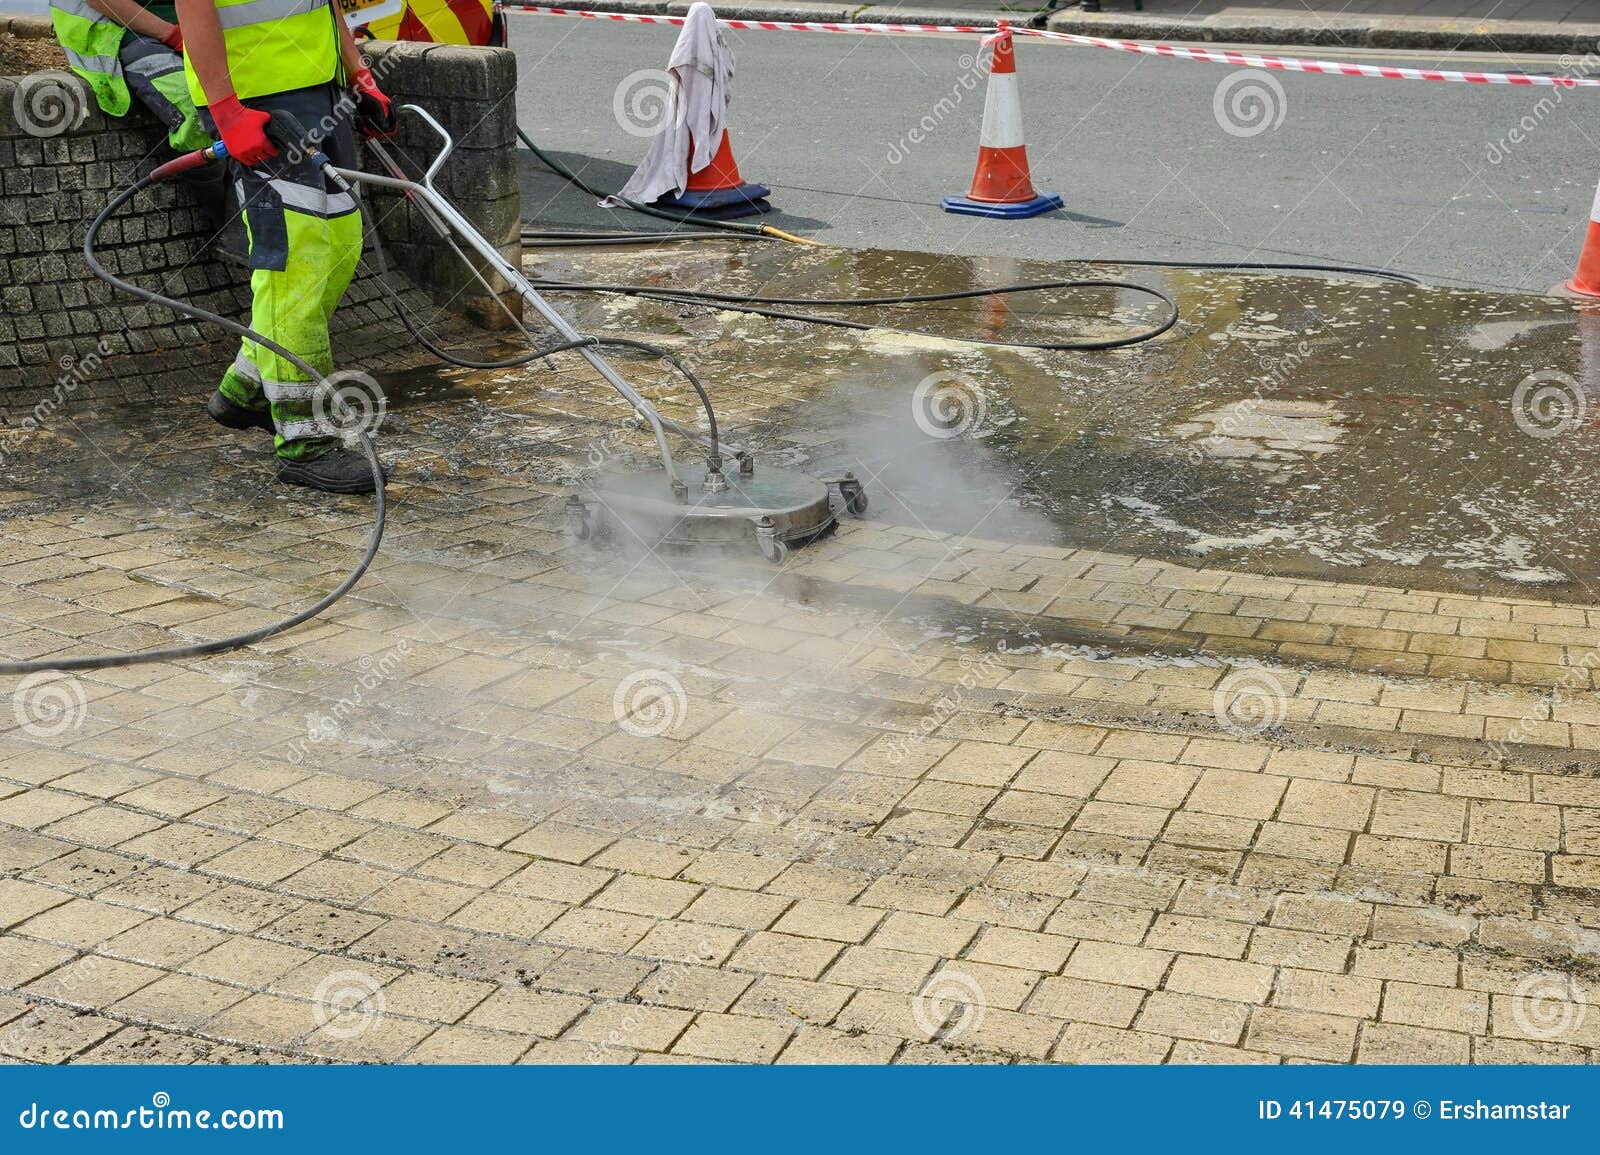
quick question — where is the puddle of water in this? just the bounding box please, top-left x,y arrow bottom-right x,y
534,243 -> 1600,599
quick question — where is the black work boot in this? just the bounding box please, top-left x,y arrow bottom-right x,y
276,448 -> 386,495
207,390 -> 274,433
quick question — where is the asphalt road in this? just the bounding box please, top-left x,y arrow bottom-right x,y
507,13 -> 1600,291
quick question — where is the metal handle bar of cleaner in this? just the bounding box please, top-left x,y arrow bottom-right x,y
0,125 -> 387,677
362,129 -> 743,469
330,104 -> 724,490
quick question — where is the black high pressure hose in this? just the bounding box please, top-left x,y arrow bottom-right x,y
515,126 -> 1416,351
528,276 -> 1182,351
520,244 -> 1416,351
0,169 -> 387,677
0,145 -> 720,678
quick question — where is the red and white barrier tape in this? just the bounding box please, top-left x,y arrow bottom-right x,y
1024,27 -> 1600,87
507,5 -> 1600,88
506,5 -> 990,35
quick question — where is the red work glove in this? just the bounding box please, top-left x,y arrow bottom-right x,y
210,95 -> 276,167
351,66 -> 395,137
160,23 -> 183,52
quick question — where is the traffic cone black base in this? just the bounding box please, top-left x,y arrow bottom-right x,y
656,183 -> 772,219
942,191 -> 1062,219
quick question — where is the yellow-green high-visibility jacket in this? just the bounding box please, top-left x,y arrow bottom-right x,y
49,0 -> 135,116
181,0 -> 340,108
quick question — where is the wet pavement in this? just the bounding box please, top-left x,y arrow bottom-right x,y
530,241 -> 1600,602
4,239 -> 1600,1065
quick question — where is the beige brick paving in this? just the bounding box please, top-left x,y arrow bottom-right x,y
3,287 -> 1600,1065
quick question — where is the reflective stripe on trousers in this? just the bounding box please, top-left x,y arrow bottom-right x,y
269,179 -> 357,219
212,83 -> 361,461
122,51 -> 182,81
50,0 -> 103,21
276,418 -> 342,441
231,354 -> 322,403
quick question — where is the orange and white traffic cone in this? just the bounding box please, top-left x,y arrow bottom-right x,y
658,127 -> 771,219
942,26 -> 1062,219
1568,175 -> 1600,297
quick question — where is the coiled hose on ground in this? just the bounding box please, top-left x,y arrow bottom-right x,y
0,171 -> 388,677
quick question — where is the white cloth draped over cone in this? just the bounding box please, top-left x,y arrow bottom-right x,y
613,2 -> 733,204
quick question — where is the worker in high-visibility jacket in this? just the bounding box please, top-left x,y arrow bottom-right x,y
178,0 -> 393,493
49,0 -> 227,219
